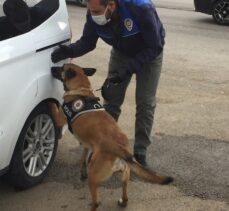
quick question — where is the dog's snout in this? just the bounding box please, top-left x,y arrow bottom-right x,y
51,66 -> 62,80
51,66 -> 61,75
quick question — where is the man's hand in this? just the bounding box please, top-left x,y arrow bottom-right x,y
51,45 -> 73,63
101,71 -> 132,101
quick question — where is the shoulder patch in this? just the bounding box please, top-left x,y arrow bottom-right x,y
124,18 -> 133,31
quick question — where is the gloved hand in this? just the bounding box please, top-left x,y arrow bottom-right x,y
101,78 -> 118,101
101,71 -> 132,101
51,44 -> 73,63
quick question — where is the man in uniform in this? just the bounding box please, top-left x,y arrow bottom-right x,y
51,0 -> 165,166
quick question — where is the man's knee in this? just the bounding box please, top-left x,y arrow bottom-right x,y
136,98 -> 157,114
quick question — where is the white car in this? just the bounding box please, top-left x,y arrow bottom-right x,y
0,0 -> 71,188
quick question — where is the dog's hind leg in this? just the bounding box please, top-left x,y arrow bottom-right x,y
88,150 -> 115,211
118,164 -> 130,207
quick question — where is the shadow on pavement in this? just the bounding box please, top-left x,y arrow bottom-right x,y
149,133 -> 229,202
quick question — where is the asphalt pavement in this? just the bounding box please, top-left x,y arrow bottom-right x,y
1,2 -> 229,211
154,0 -> 194,10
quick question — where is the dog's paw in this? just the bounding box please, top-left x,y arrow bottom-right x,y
161,176 -> 174,185
90,202 -> 101,211
117,198 -> 128,207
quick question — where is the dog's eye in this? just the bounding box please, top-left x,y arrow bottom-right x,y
65,69 -> 76,80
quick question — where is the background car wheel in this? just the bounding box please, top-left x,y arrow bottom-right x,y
212,0 -> 229,25
6,103 -> 59,189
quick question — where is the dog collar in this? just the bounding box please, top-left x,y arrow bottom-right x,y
62,96 -> 104,133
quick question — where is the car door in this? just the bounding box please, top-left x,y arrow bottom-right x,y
29,0 -> 71,103
0,0 -> 38,170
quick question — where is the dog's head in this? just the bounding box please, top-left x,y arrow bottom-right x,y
51,64 -> 96,91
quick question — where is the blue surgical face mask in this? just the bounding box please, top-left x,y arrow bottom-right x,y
91,7 -> 111,25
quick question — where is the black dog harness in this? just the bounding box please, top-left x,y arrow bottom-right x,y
62,96 -> 104,133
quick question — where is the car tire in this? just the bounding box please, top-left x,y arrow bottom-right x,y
6,102 -> 59,189
212,0 -> 229,25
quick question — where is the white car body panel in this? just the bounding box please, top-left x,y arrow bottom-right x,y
0,0 -> 71,172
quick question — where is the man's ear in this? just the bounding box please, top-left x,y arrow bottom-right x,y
108,0 -> 116,13
82,68 -> 96,76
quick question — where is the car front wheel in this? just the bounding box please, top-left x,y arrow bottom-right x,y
212,0 -> 229,25
6,103 -> 59,189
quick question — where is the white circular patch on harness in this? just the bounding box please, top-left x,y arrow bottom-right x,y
72,99 -> 84,112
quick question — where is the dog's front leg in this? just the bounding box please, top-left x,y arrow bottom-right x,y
49,102 -> 67,128
89,180 -> 100,211
118,164 -> 130,207
80,148 -> 89,181
88,173 -> 100,211
88,151 -> 102,211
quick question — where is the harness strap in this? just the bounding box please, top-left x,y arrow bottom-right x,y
71,108 -> 105,123
61,95 -> 104,133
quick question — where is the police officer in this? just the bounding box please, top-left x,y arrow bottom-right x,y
51,0 -> 165,167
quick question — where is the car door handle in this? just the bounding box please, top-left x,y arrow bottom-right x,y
36,38 -> 70,53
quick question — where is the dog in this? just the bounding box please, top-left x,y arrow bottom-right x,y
50,63 -> 173,211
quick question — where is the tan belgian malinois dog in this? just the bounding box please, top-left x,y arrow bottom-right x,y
50,63 -> 173,211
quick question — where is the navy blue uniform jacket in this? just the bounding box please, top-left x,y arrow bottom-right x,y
69,0 -> 165,74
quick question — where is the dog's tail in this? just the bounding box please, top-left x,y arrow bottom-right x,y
115,147 -> 173,185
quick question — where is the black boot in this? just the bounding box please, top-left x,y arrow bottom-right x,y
134,153 -> 148,167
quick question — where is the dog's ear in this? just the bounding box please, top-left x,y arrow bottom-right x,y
82,68 -> 96,76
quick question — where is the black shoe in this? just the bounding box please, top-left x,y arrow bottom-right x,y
134,153 -> 147,167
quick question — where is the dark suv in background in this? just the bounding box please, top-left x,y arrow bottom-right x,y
194,0 -> 229,25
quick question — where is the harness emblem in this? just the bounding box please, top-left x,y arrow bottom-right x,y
72,99 -> 84,112
124,18 -> 133,31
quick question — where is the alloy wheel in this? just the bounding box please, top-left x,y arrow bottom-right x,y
213,0 -> 229,24
22,114 -> 55,177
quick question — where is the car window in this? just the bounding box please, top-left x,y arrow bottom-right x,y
0,0 -> 59,42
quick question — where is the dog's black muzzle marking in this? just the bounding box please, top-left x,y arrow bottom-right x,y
51,66 -> 63,81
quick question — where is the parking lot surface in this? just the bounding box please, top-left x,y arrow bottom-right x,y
1,3 -> 229,211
